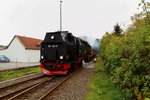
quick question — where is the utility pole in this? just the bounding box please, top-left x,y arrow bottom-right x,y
60,0 -> 62,31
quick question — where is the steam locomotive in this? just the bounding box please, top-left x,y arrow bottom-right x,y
40,31 -> 96,75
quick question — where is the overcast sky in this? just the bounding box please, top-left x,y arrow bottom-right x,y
0,0 -> 140,45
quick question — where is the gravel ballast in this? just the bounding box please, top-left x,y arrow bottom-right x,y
46,63 -> 95,100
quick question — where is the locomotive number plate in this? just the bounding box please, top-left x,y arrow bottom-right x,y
48,45 -> 58,48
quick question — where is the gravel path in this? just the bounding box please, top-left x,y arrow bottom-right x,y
46,63 -> 95,100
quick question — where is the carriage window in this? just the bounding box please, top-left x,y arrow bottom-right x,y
61,33 -> 67,41
74,38 -> 77,44
79,40 -> 82,45
76,39 -> 81,45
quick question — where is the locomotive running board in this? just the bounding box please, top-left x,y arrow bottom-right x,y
43,69 -> 68,75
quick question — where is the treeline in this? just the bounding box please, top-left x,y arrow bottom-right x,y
100,13 -> 150,99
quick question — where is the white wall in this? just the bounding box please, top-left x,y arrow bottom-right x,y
25,50 -> 40,62
0,37 -> 40,62
0,37 -> 26,62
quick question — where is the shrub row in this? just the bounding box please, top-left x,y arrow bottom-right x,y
100,14 -> 150,99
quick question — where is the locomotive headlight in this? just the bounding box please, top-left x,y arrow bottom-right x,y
41,56 -> 44,59
60,56 -> 64,59
51,36 -> 55,39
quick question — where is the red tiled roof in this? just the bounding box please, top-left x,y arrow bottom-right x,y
6,35 -> 43,50
16,35 -> 42,50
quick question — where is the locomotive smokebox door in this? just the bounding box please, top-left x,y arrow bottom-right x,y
41,31 -> 68,63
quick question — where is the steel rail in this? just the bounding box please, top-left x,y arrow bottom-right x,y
8,76 -> 56,100
38,68 -> 83,100
0,78 -> 45,100
0,75 -> 45,99
0,73 -> 44,90
0,84 -> 33,99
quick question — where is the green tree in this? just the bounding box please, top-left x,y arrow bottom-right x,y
100,13 -> 150,99
113,23 -> 122,36
139,0 -> 150,24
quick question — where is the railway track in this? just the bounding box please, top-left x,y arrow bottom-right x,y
0,68 -> 82,100
0,74 -> 49,100
38,68 -> 82,100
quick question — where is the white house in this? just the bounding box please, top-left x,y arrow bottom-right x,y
0,35 -> 42,62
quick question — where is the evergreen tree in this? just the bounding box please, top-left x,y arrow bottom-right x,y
113,23 -> 122,36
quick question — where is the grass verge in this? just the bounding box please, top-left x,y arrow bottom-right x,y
0,67 -> 42,82
85,56 -> 127,100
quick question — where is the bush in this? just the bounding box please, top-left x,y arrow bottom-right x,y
100,14 -> 150,99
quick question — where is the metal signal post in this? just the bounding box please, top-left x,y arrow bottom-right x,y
60,0 -> 62,32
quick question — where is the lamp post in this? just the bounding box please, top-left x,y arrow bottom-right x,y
60,0 -> 62,32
